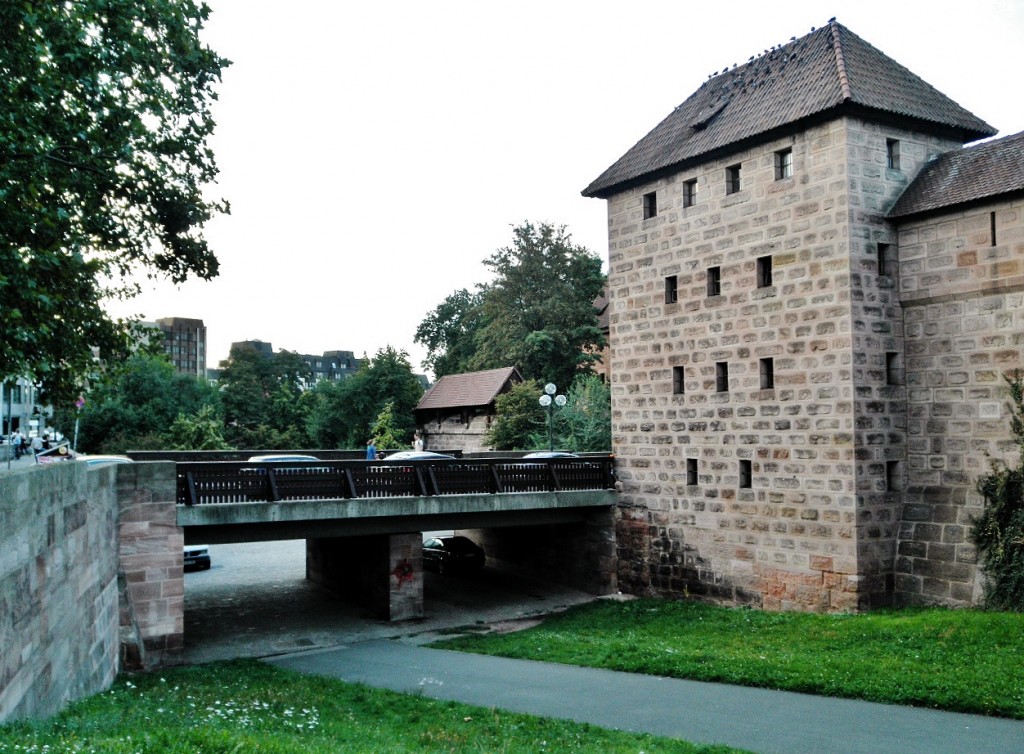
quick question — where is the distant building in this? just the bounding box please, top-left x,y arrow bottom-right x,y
414,367 -> 523,452
226,341 -> 369,388
153,317 -> 207,377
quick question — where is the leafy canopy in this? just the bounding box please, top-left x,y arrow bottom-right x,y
0,0 -> 229,405
416,222 -> 606,387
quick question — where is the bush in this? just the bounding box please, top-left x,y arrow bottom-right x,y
972,373 -> 1024,610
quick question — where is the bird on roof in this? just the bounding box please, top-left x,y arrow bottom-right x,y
828,16 -> 836,23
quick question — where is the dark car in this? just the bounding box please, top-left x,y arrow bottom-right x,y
183,544 -> 211,571
422,535 -> 485,574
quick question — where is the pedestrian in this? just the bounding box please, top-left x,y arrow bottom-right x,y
413,431 -> 424,451
366,438 -> 377,461
12,431 -> 22,459
30,434 -> 43,456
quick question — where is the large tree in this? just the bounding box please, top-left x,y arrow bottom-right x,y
416,222 -> 606,388
217,345 -> 312,450
0,1 -> 228,406
74,353 -> 222,453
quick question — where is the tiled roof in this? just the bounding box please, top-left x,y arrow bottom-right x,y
889,130 -> 1024,218
415,367 -> 523,411
582,21 -> 996,198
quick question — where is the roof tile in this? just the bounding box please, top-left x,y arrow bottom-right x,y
415,367 -> 523,411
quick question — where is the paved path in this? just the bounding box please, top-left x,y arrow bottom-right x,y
268,640 -> 1024,754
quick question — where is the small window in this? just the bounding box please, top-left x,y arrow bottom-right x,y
886,352 -> 903,386
756,256 -> 773,288
643,191 -> 658,219
686,458 -> 698,486
877,243 -> 892,276
673,366 -> 685,395
665,275 -> 678,304
759,357 -> 774,389
774,148 -> 793,180
682,179 -> 697,208
991,211 -> 997,247
724,164 -> 741,194
739,459 -> 752,489
707,266 -> 721,297
726,164 -> 741,194
716,362 -> 729,392
886,461 -> 901,492
886,139 -> 900,170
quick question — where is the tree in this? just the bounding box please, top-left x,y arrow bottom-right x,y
307,347 -> 424,449
972,373 -> 1024,610
414,289 -> 484,378
415,222 -> 606,388
165,405 -> 231,450
369,401 -> 404,451
217,345 -> 311,450
555,374 -> 612,452
0,1 -> 229,406
487,380 -> 545,451
75,353 -> 221,453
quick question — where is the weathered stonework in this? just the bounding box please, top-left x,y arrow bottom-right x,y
601,114 -> 1019,611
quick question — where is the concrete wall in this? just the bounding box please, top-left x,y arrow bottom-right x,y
603,114 -> 968,611
1,463 -> 119,723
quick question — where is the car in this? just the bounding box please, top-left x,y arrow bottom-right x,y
422,535 -> 485,574
78,454 -> 133,467
521,451 -> 579,458
246,454 -> 320,463
183,544 -> 211,571
380,450 -> 453,461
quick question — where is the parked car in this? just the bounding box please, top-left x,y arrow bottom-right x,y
78,454 -> 133,467
522,451 -> 579,458
183,544 -> 211,571
247,454 -> 320,463
422,535 -> 485,574
380,450 -> 453,461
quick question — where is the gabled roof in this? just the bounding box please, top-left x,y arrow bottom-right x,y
415,367 -> 523,411
889,130 -> 1024,218
583,21 -> 996,199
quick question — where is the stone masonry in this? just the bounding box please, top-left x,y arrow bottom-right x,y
604,117 -> 968,610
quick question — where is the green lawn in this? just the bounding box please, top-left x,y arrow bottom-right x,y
0,659 -> 746,754
433,599 -> 1024,718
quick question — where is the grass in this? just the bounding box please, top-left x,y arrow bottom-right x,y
433,599 -> 1024,718
0,659 -> 746,754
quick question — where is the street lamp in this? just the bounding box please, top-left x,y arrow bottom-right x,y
538,382 -> 567,452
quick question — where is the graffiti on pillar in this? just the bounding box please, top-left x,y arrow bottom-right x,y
392,558 -> 414,587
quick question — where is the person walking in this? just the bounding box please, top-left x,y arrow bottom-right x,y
30,434 -> 43,457
413,431 -> 424,451
12,431 -> 22,460
366,438 -> 377,461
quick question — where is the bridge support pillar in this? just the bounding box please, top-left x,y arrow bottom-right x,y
306,532 -> 423,621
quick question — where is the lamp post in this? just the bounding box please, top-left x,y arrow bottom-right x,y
538,382 -> 567,452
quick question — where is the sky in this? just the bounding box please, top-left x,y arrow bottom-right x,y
104,0 -> 1024,376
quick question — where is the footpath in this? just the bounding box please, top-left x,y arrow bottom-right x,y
268,639 -> 1024,754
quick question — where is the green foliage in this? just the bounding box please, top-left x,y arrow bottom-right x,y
75,353 -> 221,453
555,374 -> 611,452
972,373 -> 1024,610
413,288 -> 484,378
0,660 -> 733,753
416,222 -> 606,386
217,345 -> 312,450
165,405 -> 232,450
369,401 -> 404,451
0,0 -> 229,406
487,379 -> 545,450
306,346 -> 424,449
435,599 -> 1024,718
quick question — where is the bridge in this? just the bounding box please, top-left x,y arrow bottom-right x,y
174,455 -> 619,623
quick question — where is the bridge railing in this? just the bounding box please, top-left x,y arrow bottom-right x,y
177,456 -> 616,506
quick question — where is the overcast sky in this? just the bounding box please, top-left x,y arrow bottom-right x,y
104,0 -> 1024,375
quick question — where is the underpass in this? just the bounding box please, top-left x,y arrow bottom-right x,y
182,539 -> 599,663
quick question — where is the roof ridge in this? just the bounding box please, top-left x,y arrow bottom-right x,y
829,22 -> 853,101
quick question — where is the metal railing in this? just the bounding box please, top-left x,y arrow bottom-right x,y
177,456 -> 616,506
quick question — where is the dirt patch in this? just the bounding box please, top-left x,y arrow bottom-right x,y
487,617 -> 545,634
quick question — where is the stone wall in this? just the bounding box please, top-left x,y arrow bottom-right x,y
604,114 -> 965,611
1,463 -> 119,723
894,196 -> 1024,605
116,462 -> 183,668
421,413 -> 493,453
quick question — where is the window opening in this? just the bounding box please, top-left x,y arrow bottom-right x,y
774,148 -> 793,180
739,459 -> 752,489
886,139 -> 900,170
643,191 -> 657,219
707,266 -> 721,297
716,362 -> 729,392
665,275 -> 678,304
683,179 -> 697,207
726,164 -> 741,194
673,366 -> 685,395
760,357 -> 774,389
756,256 -> 773,288
686,458 -> 698,486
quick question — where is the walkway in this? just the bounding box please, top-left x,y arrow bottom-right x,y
268,640 -> 1024,754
